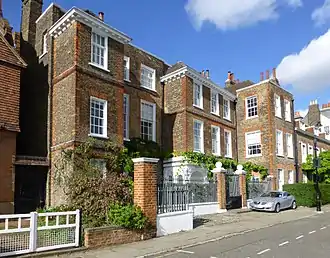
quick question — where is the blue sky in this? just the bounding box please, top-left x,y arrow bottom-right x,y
3,0 -> 330,113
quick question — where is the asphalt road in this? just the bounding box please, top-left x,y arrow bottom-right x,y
156,210 -> 330,258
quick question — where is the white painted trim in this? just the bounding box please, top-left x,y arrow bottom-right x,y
237,79 -> 271,92
245,95 -> 258,119
140,64 -> 156,91
89,96 -> 108,138
36,3 -> 66,24
193,119 -> 204,153
140,99 -> 156,141
210,89 -> 220,115
211,125 -> 221,156
124,56 -> 130,81
276,130 -> 284,156
123,94 -> 130,140
193,80 -> 203,109
88,62 -> 110,72
223,97 -> 231,120
224,129 -> 232,158
132,157 -> 159,163
274,94 -> 282,118
245,130 -> 262,158
90,30 -> 109,70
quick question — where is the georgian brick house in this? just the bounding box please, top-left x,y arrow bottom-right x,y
0,2 -> 26,214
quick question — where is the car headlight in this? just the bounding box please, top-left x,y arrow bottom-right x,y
265,202 -> 273,207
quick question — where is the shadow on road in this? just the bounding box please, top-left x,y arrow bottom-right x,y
193,217 -> 211,228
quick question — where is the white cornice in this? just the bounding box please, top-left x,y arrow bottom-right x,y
160,66 -> 236,101
48,7 -> 132,44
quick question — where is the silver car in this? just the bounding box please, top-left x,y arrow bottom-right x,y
250,191 -> 297,213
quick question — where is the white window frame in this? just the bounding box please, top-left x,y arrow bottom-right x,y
124,56 -> 130,81
276,130 -> 284,156
275,94 -> 282,118
123,94 -> 129,141
286,133 -> 294,158
193,120 -> 204,153
140,64 -> 156,91
246,130 -> 262,158
224,129 -> 232,158
308,144 -> 313,155
246,96 -> 258,119
210,90 -> 219,115
223,98 -> 231,120
288,170 -> 294,184
90,30 -> 109,71
284,99 -> 291,122
89,97 -> 108,138
42,32 -> 47,55
211,125 -> 220,156
301,143 -> 307,163
90,159 -> 107,178
140,100 -> 156,141
193,82 -> 203,109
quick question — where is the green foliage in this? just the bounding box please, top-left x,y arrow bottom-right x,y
124,137 -> 162,158
302,151 -> 330,183
283,183 -> 330,207
108,203 -> 149,230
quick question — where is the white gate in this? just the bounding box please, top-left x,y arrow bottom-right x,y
0,210 -> 80,257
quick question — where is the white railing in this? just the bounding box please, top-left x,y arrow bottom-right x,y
0,210 -> 80,257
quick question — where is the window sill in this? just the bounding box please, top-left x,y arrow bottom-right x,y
124,138 -> 130,142
275,114 -> 282,119
287,156 -> 294,159
124,78 -> 131,83
246,154 -> 262,158
39,51 -> 48,59
225,155 -> 232,159
246,115 -> 258,120
223,116 -> 231,122
193,104 -> 204,110
276,154 -> 285,157
89,62 -> 110,72
88,133 -> 109,139
193,150 -> 205,154
211,112 -> 220,116
141,85 -> 157,92
285,119 -> 292,122
212,153 -> 221,157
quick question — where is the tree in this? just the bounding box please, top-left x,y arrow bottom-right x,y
302,151 -> 330,183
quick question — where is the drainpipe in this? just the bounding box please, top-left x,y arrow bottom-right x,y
234,99 -> 238,164
292,98 -> 299,183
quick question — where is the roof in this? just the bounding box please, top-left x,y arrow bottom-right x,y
296,128 -> 330,145
0,31 -> 26,68
226,80 -> 254,94
165,61 -> 186,75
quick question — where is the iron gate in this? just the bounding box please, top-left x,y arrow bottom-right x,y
225,174 -> 241,209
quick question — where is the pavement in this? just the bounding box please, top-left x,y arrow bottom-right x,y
43,205 -> 330,258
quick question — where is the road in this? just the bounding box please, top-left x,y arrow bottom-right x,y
156,211 -> 330,258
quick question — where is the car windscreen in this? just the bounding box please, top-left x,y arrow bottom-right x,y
260,192 -> 282,198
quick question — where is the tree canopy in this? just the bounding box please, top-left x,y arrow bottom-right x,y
302,151 -> 330,183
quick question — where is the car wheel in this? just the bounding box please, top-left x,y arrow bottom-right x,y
291,201 -> 297,210
275,203 -> 280,213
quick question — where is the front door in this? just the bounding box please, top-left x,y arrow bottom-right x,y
278,169 -> 285,191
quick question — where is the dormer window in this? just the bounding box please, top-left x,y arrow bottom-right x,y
91,31 -> 108,70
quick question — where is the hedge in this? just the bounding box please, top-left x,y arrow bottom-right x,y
283,183 -> 330,207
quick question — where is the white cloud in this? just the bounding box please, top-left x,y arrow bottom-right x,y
185,0 -> 302,31
312,0 -> 330,26
277,29 -> 330,93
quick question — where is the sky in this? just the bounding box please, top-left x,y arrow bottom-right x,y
3,0 -> 330,114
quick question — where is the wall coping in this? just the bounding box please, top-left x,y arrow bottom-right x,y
132,157 -> 159,164
85,225 -> 153,234
189,202 -> 218,207
157,209 -> 193,218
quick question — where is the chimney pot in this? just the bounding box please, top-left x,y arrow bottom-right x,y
227,71 -> 231,80
229,72 -> 234,82
201,70 -> 205,77
265,70 -> 270,79
205,69 -> 210,79
272,68 -> 276,78
260,72 -> 264,81
99,12 -> 104,21
323,104 -> 327,108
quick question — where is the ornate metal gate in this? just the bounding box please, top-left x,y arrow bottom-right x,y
225,174 -> 241,210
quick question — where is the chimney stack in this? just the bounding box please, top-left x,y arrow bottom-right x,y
272,68 -> 276,79
99,12 -> 104,21
260,72 -> 264,81
0,0 -> 3,18
205,69 -> 210,79
201,70 -> 205,77
265,70 -> 270,79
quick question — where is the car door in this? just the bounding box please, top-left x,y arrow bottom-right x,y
282,192 -> 291,208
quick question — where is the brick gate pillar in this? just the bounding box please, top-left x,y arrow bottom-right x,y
235,165 -> 247,208
212,162 -> 227,211
132,157 -> 159,227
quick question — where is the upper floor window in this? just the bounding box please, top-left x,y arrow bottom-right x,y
246,131 -> 262,157
193,82 -> 203,109
224,130 -> 232,158
123,94 -> 129,140
286,133 -> 293,158
211,126 -> 220,156
90,97 -> 107,138
141,64 -> 156,91
223,98 -> 230,120
210,91 -> 219,115
284,100 -> 291,121
124,56 -> 130,81
193,120 -> 204,153
140,100 -> 156,141
275,94 -> 282,118
276,130 -> 284,156
246,96 -> 258,118
91,32 -> 108,70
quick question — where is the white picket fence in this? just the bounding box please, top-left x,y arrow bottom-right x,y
0,210 -> 80,257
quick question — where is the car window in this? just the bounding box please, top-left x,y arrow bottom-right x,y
261,192 -> 282,198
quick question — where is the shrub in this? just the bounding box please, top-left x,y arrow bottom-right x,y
283,183 -> 330,207
108,203 -> 149,230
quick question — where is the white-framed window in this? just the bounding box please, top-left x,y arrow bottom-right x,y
90,97 -> 107,138
210,90 -> 219,115
123,94 -> 129,141
325,126 -> 330,135
286,133 -> 293,158
141,64 -> 156,91
90,159 -> 107,178
124,56 -> 130,81
276,130 -> 284,156
193,120 -> 204,153
91,31 -> 108,70
301,143 -> 307,163
288,170 -> 294,184
284,100 -> 291,121
211,126 -> 220,156
141,100 -> 156,141
246,96 -> 258,118
223,98 -> 230,120
193,82 -> 203,109
275,94 -> 282,118
246,131 -> 262,157
42,31 -> 47,54
224,129 -> 232,158
308,144 -> 313,155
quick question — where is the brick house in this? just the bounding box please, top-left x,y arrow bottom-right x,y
227,69 -> 296,190
0,3 -> 26,214
161,63 -> 237,159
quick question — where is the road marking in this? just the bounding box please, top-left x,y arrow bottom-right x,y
177,250 -> 195,254
257,249 -> 271,255
210,257 -> 218,258
279,241 -> 289,246
309,230 -> 316,234
320,226 -> 327,230
296,235 -> 304,240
